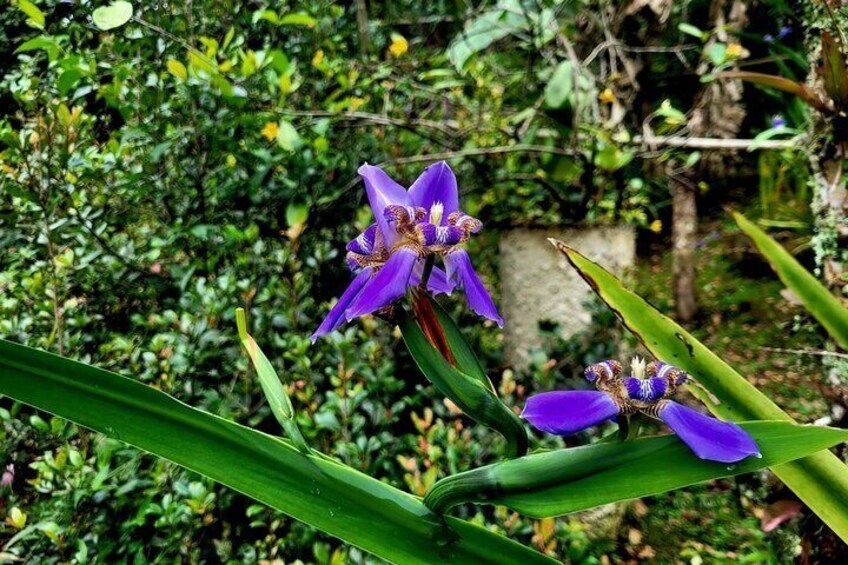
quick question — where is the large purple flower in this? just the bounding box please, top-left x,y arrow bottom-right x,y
522,358 -> 761,464
311,161 -> 503,342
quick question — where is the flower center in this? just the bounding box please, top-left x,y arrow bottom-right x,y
429,201 -> 444,226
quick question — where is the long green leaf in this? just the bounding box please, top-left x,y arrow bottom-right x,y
733,211 -> 848,350
425,421 -> 848,516
0,339 -> 555,565
552,240 -> 848,542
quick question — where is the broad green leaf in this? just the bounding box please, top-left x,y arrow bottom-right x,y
719,71 -> 829,112
552,240 -> 848,542
92,1 -> 134,31
187,50 -> 216,74
0,339 -> 554,565
447,2 -> 527,71
706,43 -> 727,66
57,69 -> 84,96
15,35 -> 59,55
253,9 -> 279,25
166,59 -> 188,81
544,61 -> 593,110
678,23 -> 705,41
426,421 -> 848,515
733,211 -> 848,350
276,120 -> 301,151
285,201 -> 309,228
279,12 -> 317,27
17,0 -> 45,29
399,304 -> 527,458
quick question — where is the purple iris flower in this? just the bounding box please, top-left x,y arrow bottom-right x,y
311,161 -> 503,342
522,358 -> 761,464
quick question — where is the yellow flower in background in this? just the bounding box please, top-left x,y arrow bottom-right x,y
388,34 -> 408,58
312,49 -> 325,67
650,219 -> 663,234
261,121 -> 279,143
726,43 -> 747,59
599,88 -> 616,104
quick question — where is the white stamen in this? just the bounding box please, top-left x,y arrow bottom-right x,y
631,356 -> 646,380
430,201 -> 444,226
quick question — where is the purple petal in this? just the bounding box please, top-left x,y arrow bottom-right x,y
358,164 -> 411,246
408,161 -> 459,220
346,223 -> 379,255
409,262 -> 456,296
659,401 -> 761,463
444,249 -> 503,327
311,268 -> 373,342
522,391 -> 620,436
623,377 -> 667,402
344,247 -> 417,320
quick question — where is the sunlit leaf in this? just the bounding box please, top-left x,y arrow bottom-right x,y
678,23 -> 706,41
166,59 -> 188,81
17,0 -> 45,29
92,1 -> 134,31
279,12 -> 317,28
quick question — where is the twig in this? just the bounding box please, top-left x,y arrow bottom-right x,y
760,347 -> 848,360
278,110 -> 459,137
635,134 -> 802,151
326,144 -> 580,208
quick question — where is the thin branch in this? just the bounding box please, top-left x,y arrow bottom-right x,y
380,144 -> 578,166
325,144 -> 580,208
760,347 -> 848,360
278,110 -> 460,137
634,134 -> 803,151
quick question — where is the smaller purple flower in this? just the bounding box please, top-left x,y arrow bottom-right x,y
1,464 -> 14,488
764,34 -> 775,43
771,115 -> 786,128
778,26 -> 792,39
311,161 -> 503,342
522,358 -> 761,463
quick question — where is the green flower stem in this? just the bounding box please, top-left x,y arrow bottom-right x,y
236,308 -> 311,454
398,308 -> 528,459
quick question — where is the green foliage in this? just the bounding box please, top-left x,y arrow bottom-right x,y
0,0 -> 837,561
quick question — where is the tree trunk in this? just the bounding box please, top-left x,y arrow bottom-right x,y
670,0 -> 747,322
671,177 -> 698,321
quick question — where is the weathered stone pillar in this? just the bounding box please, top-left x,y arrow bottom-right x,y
499,226 -> 636,368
